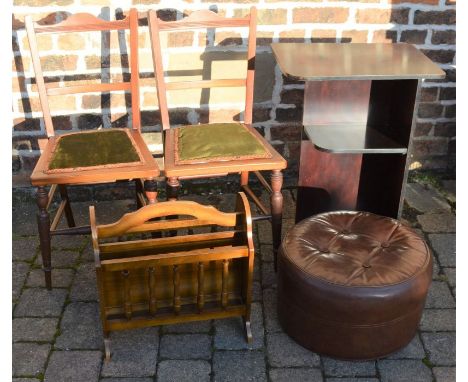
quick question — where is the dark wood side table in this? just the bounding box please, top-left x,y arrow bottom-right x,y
271,43 -> 445,222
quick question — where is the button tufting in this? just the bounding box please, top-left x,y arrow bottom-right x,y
362,263 -> 371,268
381,242 -> 390,248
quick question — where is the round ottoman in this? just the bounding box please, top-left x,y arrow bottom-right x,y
277,211 -> 432,360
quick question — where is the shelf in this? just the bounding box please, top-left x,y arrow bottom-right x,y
304,124 -> 408,154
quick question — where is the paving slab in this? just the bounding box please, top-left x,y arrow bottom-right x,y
162,320 -> 212,334
13,238 -> 38,262
263,288 -> 282,333
157,360 -> 211,382
160,333 -> 211,360
252,281 -> 262,302
405,183 -> 451,213
269,367 -> 323,382
12,343 -> 51,377
443,268 -> 456,288
428,234 -> 456,267
69,262 -> 98,301
34,250 -> 80,268
214,302 -> 264,350
13,262 -> 30,301
13,204 -> 40,235
322,357 -> 376,377
378,359 -> 432,382
101,327 -> 159,378
261,261 -> 277,289
100,379 -> 153,382
260,244 -> 274,263
326,379 -> 379,382
417,213 -> 455,233
213,350 -> 267,382
421,332 -> 456,366
26,268 -> 74,288
13,379 -> 41,382
420,309 -> 456,332
267,332 -> 320,367
51,234 -> 88,251
425,281 -> 455,308
13,317 -> 58,342
44,350 -> 101,382
386,335 -> 426,359
55,302 -> 102,350
433,366 -> 456,382
14,288 -> 67,317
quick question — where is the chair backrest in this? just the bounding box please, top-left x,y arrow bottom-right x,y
25,9 -> 141,137
148,7 -> 257,130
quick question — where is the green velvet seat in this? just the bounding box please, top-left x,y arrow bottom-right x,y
175,123 -> 270,164
48,129 -> 141,171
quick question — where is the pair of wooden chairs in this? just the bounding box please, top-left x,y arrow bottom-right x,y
25,7 -> 286,291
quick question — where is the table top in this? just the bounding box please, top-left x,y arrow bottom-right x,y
271,43 -> 446,81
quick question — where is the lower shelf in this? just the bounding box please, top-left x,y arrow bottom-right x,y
304,124 -> 408,154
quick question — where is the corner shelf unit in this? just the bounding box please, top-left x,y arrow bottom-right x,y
271,43 -> 445,222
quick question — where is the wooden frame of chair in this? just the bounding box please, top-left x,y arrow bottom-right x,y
25,8 -> 159,289
90,192 -> 255,360
147,7 -> 287,269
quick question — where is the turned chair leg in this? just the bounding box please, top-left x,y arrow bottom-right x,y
167,177 -> 180,201
270,170 -> 283,271
144,179 -> 158,205
36,186 -> 52,290
58,185 -> 75,228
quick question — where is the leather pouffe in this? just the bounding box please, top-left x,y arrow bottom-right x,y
277,211 -> 432,360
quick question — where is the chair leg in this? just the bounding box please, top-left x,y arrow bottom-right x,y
36,186 -> 52,290
270,170 -> 283,271
241,171 -> 249,186
135,179 -> 142,209
167,177 -> 180,201
144,179 -> 158,204
58,185 -> 75,228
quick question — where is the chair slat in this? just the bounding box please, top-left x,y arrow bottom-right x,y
122,270 -> 132,320
148,267 -> 157,315
166,79 -> 246,91
197,262 -> 205,312
100,246 -> 249,272
221,259 -> 229,309
46,83 -> 131,96
173,265 -> 181,314
33,13 -> 129,34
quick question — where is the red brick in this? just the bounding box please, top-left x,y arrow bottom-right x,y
52,116 -> 73,131
420,87 -> 439,102
342,30 -> 368,43
356,8 -> 409,24
414,122 -> 433,137
280,89 -> 304,105
279,30 -> 306,43
414,10 -> 455,25
253,107 -> 271,123
434,122 -> 455,137
389,0 -> 438,4
256,31 -> 274,46
14,0 -> 72,6
41,55 -> 78,71
400,30 -> 427,44
418,102 -> 444,118
168,31 -> 194,47
444,104 -> 456,118
412,138 -> 448,156
421,49 -> 455,64
372,30 -> 397,43
439,87 -> 455,100
257,9 -> 287,25
214,32 -> 243,46
293,8 -> 349,23
13,117 -> 41,132
270,124 -> 302,141
311,29 -> 336,43
432,30 -> 456,45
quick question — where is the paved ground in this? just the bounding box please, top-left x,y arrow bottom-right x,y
12,179 -> 455,381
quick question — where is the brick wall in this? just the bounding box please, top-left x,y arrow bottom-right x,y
12,0 -> 456,187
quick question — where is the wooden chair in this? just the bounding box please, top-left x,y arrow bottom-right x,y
90,192 -> 255,360
147,7 -> 287,268
25,9 -> 160,289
